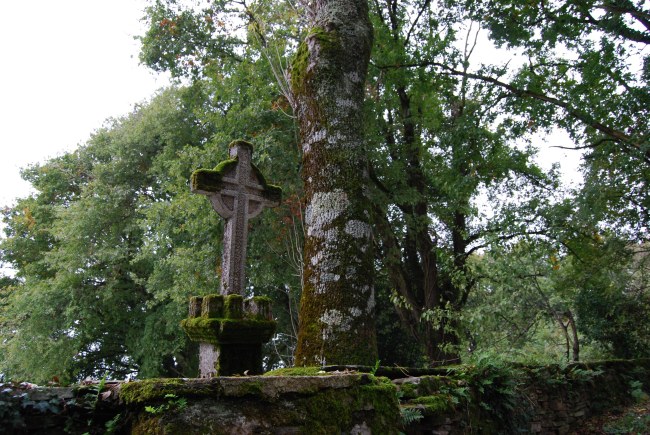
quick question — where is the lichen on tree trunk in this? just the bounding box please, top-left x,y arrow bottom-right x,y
291,0 -> 377,366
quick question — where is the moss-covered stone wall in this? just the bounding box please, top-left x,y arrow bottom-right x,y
2,359 -> 648,434
397,359 -> 650,434
0,373 -> 400,434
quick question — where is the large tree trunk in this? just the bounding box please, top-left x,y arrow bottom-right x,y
292,0 -> 377,366
371,84 -> 465,366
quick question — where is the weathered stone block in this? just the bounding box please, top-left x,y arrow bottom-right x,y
188,296 -> 203,318
245,295 -> 273,320
122,374 -> 401,434
223,294 -> 244,319
180,318 -> 276,345
182,295 -> 276,376
201,294 -> 224,318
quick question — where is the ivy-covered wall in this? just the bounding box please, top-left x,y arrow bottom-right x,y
397,359 -> 650,434
1,359 -> 648,434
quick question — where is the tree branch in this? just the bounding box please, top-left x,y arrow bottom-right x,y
373,60 -> 645,153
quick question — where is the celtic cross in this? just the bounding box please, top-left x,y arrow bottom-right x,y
191,140 -> 282,295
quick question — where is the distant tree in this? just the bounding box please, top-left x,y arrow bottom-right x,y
0,90 -> 206,382
568,238 -> 650,359
466,240 -> 581,363
460,0 -> 649,236
466,223 -> 650,363
4,0 -> 646,381
0,86 -> 301,382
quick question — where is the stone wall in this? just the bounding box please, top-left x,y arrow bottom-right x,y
0,373 -> 400,434
398,359 -> 650,434
1,359 -> 648,434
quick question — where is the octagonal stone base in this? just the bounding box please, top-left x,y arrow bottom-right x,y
181,294 -> 276,377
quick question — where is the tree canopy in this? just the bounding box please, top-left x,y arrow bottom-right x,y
0,0 -> 648,381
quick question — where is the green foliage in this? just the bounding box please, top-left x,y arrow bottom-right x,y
105,413 -> 121,434
144,393 -> 188,415
100,0 -> 650,369
397,358 -> 533,432
629,380 -> 648,403
133,0 -> 572,364
399,406 -> 424,426
0,80 -> 301,381
371,359 -> 381,376
363,0 -> 560,364
603,412 -> 650,434
462,0 -> 649,238
1,0 -> 648,379
455,358 -> 529,429
464,231 -> 650,363
375,282 -> 426,367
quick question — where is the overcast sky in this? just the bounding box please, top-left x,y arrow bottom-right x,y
0,0 -> 169,207
0,2 -> 582,211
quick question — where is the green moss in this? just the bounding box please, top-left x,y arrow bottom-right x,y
301,377 -> 400,434
123,376 -> 400,433
120,378 -> 186,405
417,375 -> 449,395
290,40 -> 310,95
190,139 -> 282,203
240,380 -> 264,396
131,415 -> 164,435
263,366 -> 328,376
304,389 -> 352,433
223,294 -> 243,319
120,378 -> 229,407
397,381 -> 419,399
201,294 -> 224,318
133,415 -> 222,435
180,317 -> 275,345
189,296 -> 203,318
358,381 -> 401,431
290,27 -> 341,96
245,296 -> 272,320
410,394 -> 454,414
190,159 -> 237,193
250,295 -> 272,304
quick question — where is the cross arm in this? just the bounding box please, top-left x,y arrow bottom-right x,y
191,159 -> 282,204
190,158 -> 239,195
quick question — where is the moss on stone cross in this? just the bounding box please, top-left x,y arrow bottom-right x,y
183,140 -> 281,377
190,140 -> 281,295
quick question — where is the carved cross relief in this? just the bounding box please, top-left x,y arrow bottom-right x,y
191,140 -> 281,295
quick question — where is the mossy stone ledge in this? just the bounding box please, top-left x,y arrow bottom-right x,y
122,374 -> 401,434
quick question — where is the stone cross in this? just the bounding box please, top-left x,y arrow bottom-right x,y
191,140 -> 282,295
185,140 -> 281,377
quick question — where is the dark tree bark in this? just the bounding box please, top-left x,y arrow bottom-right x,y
291,0 -> 377,365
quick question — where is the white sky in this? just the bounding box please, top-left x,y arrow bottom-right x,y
0,0 -> 170,207
0,2 -> 582,211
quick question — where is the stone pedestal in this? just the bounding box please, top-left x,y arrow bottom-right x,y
181,294 -> 276,377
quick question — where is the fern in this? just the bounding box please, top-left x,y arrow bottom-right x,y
400,407 -> 424,425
